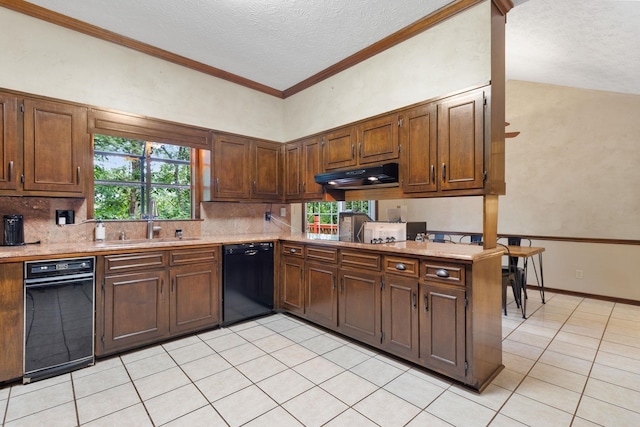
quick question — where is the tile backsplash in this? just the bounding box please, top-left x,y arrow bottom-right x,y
0,197 -> 293,244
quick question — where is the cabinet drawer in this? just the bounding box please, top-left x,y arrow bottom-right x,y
281,242 -> 304,257
383,256 -> 419,277
104,252 -> 167,274
422,261 -> 465,286
170,246 -> 218,266
340,250 -> 381,271
306,246 -> 338,263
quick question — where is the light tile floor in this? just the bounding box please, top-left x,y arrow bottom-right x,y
2,291 -> 640,426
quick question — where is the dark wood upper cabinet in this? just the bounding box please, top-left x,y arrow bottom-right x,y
322,126 -> 357,170
399,103 -> 438,193
22,98 -> 89,195
356,112 -> 400,165
302,136 -> 324,199
252,140 -> 281,200
0,94 -> 18,191
284,141 -> 301,200
438,89 -> 485,191
213,134 -> 252,200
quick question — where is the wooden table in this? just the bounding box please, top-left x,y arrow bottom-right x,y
506,245 -> 546,318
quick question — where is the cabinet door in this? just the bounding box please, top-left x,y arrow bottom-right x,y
252,140 -> 281,200
302,136 -> 324,199
420,283 -> 466,380
213,134 -> 251,199
382,275 -> 419,361
400,103 -> 437,193
170,263 -> 220,335
323,126 -> 357,170
437,90 -> 485,191
22,98 -> 88,195
338,269 -> 381,346
102,270 -> 169,354
305,262 -> 338,329
0,263 -> 23,382
0,93 -> 18,191
284,142 -> 301,200
280,256 -> 305,315
357,113 -> 400,165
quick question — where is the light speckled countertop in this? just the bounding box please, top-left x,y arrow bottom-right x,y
0,233 -> 502,262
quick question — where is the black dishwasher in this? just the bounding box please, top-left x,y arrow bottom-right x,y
222,242 -> 274,326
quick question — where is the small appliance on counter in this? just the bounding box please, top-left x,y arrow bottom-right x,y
3,214 -> 25,246
363,221 -> 407,244
406,221 -> 427,240
338,212 -> 372,242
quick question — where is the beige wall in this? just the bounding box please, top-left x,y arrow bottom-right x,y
283,1 -> 491,140
0,8 -> 284,141
380,80 -> 640,301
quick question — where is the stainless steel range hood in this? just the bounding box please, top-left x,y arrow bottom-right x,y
314,163 -> 399,190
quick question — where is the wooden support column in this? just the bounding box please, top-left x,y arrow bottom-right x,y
483,194 -> 498,249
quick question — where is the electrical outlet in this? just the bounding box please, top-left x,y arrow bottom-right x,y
575,269 -> 584,279
280,207 -> 287,217
265,212 -> 271,221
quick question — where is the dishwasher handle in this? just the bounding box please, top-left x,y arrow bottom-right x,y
244,249 -> 259,256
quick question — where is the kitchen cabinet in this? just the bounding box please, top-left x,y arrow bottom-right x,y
302,136 -> 325,199
212,134 -> 252,200
283,141 -> 301,200
283,136 -> 325,202
212,133 -> 281,201
401,88 -> 484,195
382,256 -> 420,361
437,89 -> 485,191
279,243 -> 305,315
251,140 -> 281,200
100,252 -> 169,355
169,247 -> 220,335
304,246 -> 339,329
0,262 -> 23,383
420,282 -> 466,379
0,93 -> 89,197
0,94 -> 18,191
356,112 -> 400,165
99,246 -> 221,356
323,113 -> 400,171
399,103 -> 437,193
338,250 -> 382,347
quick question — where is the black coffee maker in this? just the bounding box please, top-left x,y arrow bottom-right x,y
3,215 -> 25,246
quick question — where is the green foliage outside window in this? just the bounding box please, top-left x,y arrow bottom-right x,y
94,134 -> 192,220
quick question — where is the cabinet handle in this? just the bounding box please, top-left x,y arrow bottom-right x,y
332,278 -> 336,290
302,181 -> 306,192
351,144 -> 355,159
395,263 -> 406,271
8,161 -> 13,182
412,291 -> 417,309
252,180 -> 256,192
171,278 -> 175,293
289,248 -> 296,253
340,278 -> 344,292
76,166 -> 81,184
441,163 -> 446,181
430,164 -> 435,183
160,279 -> 164,294
215,177 -> 219,192
436,269 -> 450,278
424,293 -> 428,311
358,143 -> 362,158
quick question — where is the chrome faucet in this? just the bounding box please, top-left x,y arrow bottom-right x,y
147,199 -> 159,239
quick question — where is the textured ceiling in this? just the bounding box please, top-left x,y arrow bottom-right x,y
22,0 -> 640,95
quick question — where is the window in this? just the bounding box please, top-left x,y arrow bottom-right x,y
93,134 -> 193,220
305,201 -> 375,238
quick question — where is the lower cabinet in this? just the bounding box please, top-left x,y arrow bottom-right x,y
102,269 -> 169,355
99,247 -> 220,356
419,282 -> 467,380
304,261 -> 338,329
169,262 -> 219,336
0,262 -> 24,383
280,254 -> 305,315
338,268 -> 381,347
381,274 -> 420,361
